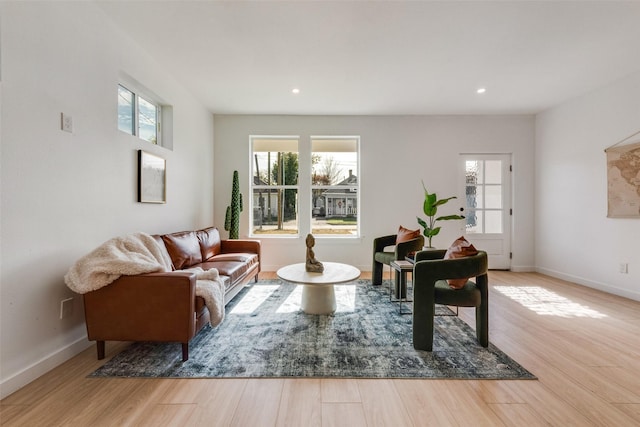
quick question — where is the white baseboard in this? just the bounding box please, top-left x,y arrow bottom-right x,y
0,336 -> 91,400
510,265 -> 535,272
536,267 -> 640,302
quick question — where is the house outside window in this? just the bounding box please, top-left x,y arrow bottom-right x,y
311,137 -> 359,237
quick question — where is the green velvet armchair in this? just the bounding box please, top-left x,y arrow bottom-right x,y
372,233 -> 424,286
412,249 -> 489,351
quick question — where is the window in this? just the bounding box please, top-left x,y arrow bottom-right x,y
249,135 -> 360,238
137,95 -> 158,144
117,85 -> 135,134
117,83 -> 172,148
251,137 -> 299,235
311,137 -> 359,236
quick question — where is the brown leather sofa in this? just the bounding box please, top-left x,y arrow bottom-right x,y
83,226 -> 260,361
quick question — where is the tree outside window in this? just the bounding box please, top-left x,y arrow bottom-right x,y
251,137 -> 299,235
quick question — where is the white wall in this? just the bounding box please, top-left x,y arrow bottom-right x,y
0,2 -> 214,398
535,72 -> 640,301
214,115 -> 535,272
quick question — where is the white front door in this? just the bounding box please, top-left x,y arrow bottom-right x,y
459,154 -> 512,270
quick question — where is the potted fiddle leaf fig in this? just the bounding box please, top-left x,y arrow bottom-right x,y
417,182 -> 465,248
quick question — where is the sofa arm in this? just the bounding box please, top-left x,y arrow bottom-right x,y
83,271 -> 197,343
221,239 -> 261,256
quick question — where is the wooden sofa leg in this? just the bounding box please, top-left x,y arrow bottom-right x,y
255,274 -> 259,283
182,343 -> 189,361
97,341 -> 105,360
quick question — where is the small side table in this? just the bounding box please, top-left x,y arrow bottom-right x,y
390,260 -> 413,314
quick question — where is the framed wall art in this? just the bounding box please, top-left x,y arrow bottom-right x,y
605,131 -> 640,218
138,150 -> 166,203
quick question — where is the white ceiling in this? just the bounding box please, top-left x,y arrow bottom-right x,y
96,1 -> 640,116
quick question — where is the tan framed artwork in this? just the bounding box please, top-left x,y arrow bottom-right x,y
138,150 -> 166,203
605,135 -> 640,218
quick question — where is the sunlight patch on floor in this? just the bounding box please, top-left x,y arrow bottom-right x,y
275,284 -> 357,313
229,285 -> 280,314
276,286 -> 303,313
335,284 -> 357,312
494,286 -> 607,318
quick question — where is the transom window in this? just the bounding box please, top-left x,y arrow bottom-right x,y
118,82 -> 173,149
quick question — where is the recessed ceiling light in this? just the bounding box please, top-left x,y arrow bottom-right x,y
476,88 -> 486,94
292,88 -> 300,94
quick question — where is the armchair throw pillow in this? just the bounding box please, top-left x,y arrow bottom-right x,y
444,236 -> 478,289
396,225 -> 420,245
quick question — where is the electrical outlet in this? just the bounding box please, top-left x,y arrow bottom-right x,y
60,297 -> 74,319
61,113 -> 73,133
619,263 -> 628,274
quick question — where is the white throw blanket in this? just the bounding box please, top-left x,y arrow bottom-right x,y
64,232 -> 225,326
182,267 -> 226,327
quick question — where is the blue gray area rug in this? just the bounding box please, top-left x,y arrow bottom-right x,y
90,280 -> 535,380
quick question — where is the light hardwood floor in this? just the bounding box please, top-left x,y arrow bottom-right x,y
2,271 -> 640,426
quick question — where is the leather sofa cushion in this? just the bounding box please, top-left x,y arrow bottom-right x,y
199,261 -> 248,284
196,227 -> 222,260
210,252 -> 258,266
194,277 -> 233,307
162,231 -> 203,270
219,275 -> 232,292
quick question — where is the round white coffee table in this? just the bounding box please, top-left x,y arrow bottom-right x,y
276,262 -> 361,314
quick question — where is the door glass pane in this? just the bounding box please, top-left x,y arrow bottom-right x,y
485,160 -> 502,184
466,160 -> 483,184
485,185 -> 502,209
485,211 -> 503,233
466,210 -> 482,233
465,185 -> 478,209
477,189 -> 485,209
